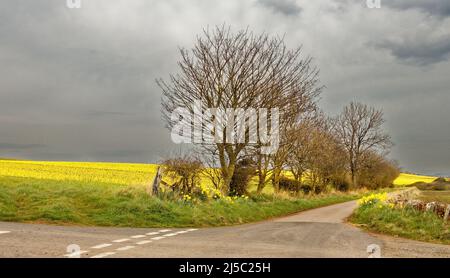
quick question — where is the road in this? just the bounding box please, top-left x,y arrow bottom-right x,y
1,200 -> 450,258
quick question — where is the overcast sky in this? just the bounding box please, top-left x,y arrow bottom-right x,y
0,0 -> 449,175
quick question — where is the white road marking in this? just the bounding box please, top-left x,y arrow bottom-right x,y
0,231 -> 11,234
116,246 -> 135,251
131,235 -> 146,239
136,240 -> 152,245
91,243 -> 112,249
187,229 -> 198,232
64,250 -> 88,258
176,231 -> 188,234
163,233 -> 177,237
159,229 -> 171,232
151,236 -> 165,240
112,238 -> 130,243
91,252 -> 116,258
146,232 -> 159,235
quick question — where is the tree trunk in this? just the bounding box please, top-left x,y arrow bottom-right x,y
257,170 -> 267,194
272,167 -> 282,193
351,162 -> 358,188
221,159 -> 236,195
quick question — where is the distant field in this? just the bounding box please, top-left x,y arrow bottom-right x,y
393,173 -> 438,186
417,191 -> 450,204
0,160 -> 160,187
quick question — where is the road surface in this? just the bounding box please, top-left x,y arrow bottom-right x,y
1,200 -> 449,258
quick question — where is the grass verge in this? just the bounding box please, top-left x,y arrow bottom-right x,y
417,191 -> 450,204
0,176 -> 365,228
351,204 -> 450,245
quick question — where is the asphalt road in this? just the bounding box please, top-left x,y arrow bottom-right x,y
1,201 -> 449,258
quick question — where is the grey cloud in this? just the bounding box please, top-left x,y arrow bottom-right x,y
0,143 -> 46,150
257,0 -> 301,16
377,36 -> 450,66
85,111 -> 136,118
384,0 -> 450,17
1,0 -> 450,175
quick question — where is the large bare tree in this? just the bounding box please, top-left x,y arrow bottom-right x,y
158,25 -> 321,192
334,102 -> 392,187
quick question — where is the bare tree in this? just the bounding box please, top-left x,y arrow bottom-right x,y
334,102 -> 392,187
162,154 -> 204,194
158,25 -> 321,193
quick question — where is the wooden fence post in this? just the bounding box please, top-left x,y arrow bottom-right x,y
147,166 -> 163,196
444,205 -> 450,222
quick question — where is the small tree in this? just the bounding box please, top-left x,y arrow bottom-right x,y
162,155 -> 203,194
357,151 -> 400,189
334,102 -> 392,187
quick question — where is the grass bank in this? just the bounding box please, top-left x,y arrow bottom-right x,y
417,191 -> 450,204
351,202 -> 450,245
0,176 -> 363,227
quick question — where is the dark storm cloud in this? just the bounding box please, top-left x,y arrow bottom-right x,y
376,36 -> 450,66
383,0 -> 450,17
0,0 -> 450,175
257,0 -> 301,16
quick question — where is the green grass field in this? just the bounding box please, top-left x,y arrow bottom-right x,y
0,159 -> 363,227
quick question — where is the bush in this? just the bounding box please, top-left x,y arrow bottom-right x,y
415,178 -> 450,191
279,177 -> 301,192
434,177 -> 448,183
229,158 -> 256,196
279,177 -> 312,194
162,155 -> 203,195
329,174 -> 352,192
358,152 -> 400,189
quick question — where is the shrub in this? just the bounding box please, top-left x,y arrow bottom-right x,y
162,155 -> 203,195
358,152 -> 400,189
329,174 -> 352,192
434,177 -> 448,183
415,178 -> 450,191
279,177 -> 312,194
229,158 -> 256,196
279,177 -> 301,192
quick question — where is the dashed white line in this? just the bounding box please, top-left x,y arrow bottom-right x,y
136,240 -> 152,245
113,238 -> 130,243
0,231 -> 11,234
176,231 -> 188,234
151,236 -> 165,240
91,252 -> 116,258
116,246 -> 135,251
146,232 -> 160,235
159,229 -> 171,233
91,243 -> 112,249
131,235 -> 146,239
163,233 -> 177,237
187,229 -> 198,232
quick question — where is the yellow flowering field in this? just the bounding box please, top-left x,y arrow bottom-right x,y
1,159 -> 438,189
393,173 -> 438,186
0,159 -> 160,186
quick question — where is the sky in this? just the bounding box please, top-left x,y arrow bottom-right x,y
0,0 -> 449,176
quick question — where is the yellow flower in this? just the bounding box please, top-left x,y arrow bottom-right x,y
358,193 -> 388,207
